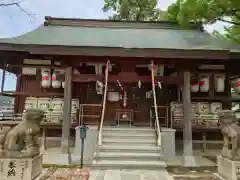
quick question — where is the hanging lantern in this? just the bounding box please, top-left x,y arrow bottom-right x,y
235,78 -> 240,94
191,83 -> 199,92
215,74 -> 225,92
157,81 -> 162,89
123,84 -> 127,107
190,75 -> 199,92
96,80 -> 103,94
199,75 -> 210,92
138,80 -> 141,88
62,81 -> 65,89
61,69 -> 66,89
41,69 -> 51,88
52,70 -> 62,88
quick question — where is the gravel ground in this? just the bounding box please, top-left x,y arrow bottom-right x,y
36,168 -> 89,180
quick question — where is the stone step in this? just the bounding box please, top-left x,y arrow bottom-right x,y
92,159 -> 166,170
95,151 -> 162,161
102,137 -> 156,144
103,129 -> 155,135
103,132 -> 156,139
102,127 -> 154,131
98,144 -> 161,153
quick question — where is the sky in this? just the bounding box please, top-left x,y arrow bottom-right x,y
0,0 -> 228,91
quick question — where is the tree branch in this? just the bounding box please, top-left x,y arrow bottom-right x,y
0,0 -> 35,19
232,10 -> 240,21
0,1 -> 24,7
209,5 -> 240,25
217,18 -> 240,25
135,0 -> 142,21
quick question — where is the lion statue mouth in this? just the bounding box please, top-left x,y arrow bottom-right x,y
0,108 -> 44,158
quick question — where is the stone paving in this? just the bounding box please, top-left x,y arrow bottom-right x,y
89,169 -> 174,180
35,168 -> 224,180
38,145 -> 222,180
172,175 -> 220,180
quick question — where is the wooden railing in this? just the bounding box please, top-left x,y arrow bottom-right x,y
98,60 -> 110,146
151,105 -> 169,127
79,104 -> 102,125
151,60 -> 162,147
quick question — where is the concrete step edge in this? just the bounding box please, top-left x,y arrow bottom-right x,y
102,138 -> 155,142
94,155 -> 163,161
102,139 -> 155,143
90,164 -> 167,170
103,129 -> 155,132
92,160 -> 167,167
102,133 -> 156,137
101,142 -> 156,146
95,151 -> 161,156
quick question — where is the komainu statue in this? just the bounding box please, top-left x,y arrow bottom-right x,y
0,109 -> 44,158
219,110 -> 240,160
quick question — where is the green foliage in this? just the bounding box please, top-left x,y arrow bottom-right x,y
165,0 -> 240,43
102,0 -> 240,43
103,0 -> 167,21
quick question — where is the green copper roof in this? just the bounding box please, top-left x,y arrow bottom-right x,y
0,17 -> 239,51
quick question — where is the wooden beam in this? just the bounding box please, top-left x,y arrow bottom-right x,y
72,74 -> 103,82
69,74 -> 183,84
9,64 -> 67,69
108,74 -> 182,84
2,91 -> 64,97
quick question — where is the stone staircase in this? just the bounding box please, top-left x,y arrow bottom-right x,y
92,127 -> 166,170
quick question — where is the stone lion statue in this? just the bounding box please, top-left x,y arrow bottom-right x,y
219,110 -> 240,160
0,108 -> 44,158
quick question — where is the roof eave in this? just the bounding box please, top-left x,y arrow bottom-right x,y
0,43 -> 231,60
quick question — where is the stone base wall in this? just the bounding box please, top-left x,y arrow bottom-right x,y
217,155 -> 240,180
0,154 -> 42,180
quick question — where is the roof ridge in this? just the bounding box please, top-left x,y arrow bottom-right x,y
44,16 -> 203,30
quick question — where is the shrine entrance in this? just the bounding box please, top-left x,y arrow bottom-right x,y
95,61 -> 181,128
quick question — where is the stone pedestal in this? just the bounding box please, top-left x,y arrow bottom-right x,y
161,128 -> 176,160
0,154 -> 43,180
74,126 -> 98,165
217,155 -> 240,180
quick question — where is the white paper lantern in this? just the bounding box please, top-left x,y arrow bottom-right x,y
235,78 -> 240,94
52,70 -> 61,88
41,69 -> 51,88
190,74 -> 199,92
215,75 -> 225,92
191,83 -> 199,92
199,75 -> 209,92
62,81 -> 65,89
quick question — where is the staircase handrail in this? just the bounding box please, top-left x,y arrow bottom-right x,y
98,60 -> 110,146
151,60 -> 162,147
